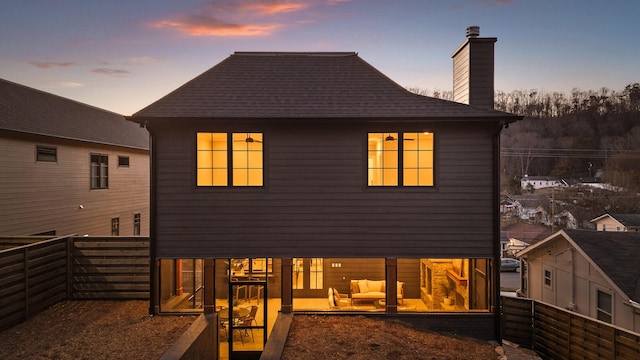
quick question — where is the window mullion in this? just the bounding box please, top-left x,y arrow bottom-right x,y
398,132 -> 404,187
228,134 -> 233,186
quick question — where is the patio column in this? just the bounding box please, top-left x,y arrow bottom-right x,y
203,259 -> 215,314
386,258 -> 398,314
281,258 -> 293,313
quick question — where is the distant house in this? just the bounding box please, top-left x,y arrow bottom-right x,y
520,175 -> 564,190
517,229 -> 640,334
129,26 -> 522,352
590,213 -> 640,232
499,196 -> 519,218
0,79 -> 150,236
510,195 -> 550,225
501,222 -> 553,256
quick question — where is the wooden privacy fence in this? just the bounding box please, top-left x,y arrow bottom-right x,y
0,236 -> 149,331
501,296 -> 640,359
72,237 -> 149,299
0,236 -> 69,332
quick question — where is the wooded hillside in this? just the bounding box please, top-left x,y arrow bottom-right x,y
412,83 -> 640,212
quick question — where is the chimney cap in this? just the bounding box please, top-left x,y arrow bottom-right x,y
466,26 -> 480,38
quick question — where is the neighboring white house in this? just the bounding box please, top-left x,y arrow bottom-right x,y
520,175 -> 564,190
590,213 -> 640,232
0,78 -> 150,236
517,229 -> 640,335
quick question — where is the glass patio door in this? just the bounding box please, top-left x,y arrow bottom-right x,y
225,259 -> 268,360
292,258 -> 325,297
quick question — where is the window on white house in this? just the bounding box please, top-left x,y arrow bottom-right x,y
596,289 -> 612,323
90,154 -> 109,189
36,145 -> 57,162
118,156 -> 130,167
544,269 -> 552,288
133,213 -> 141,236
111,217 -> 119,236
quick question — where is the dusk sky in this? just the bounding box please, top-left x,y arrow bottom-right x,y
1,0 -> 637,115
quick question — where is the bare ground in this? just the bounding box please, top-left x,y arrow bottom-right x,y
283,315 -> 500,360
0,300 -> 503,359
0,300 -> 196,360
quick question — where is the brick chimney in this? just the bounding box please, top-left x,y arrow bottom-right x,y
451,26 -> 497,109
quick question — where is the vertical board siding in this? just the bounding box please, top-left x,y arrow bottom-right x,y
0,135 -> 149,237
153,121 -> 498,259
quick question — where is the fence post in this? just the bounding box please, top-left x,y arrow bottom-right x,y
66,236 -> 74,300
24,247 -> 29,321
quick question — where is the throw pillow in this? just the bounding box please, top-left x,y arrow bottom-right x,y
350,281 -> 359,294
368,280 -> 384,292
358,280 -> 370,294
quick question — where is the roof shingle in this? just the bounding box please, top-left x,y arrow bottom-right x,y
0,78 -> 149,150
564,229 -> 640,302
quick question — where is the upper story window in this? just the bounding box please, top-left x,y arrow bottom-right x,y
197,132 -> 263,187
596,289 -> 612,323
544,269 -> 553,288
367,132 -> 434,186
90,154 -> 109,189
36,145 -> 57,162
118,156 -> 130,167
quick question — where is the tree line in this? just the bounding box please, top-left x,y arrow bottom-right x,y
410,84 -> 640,210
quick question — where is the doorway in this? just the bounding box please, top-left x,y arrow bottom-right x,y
292,258 -> 325,298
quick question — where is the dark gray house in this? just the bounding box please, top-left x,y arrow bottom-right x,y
130,27 -> 521,357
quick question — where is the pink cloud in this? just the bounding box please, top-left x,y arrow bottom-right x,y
153,0 -> 316,37
27,61 -> 76,69
242,2 -> 309,14
154,15 -> 281,37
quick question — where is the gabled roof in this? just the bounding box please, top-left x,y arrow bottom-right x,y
519,229 -> 640,301
0,78 -> 149,150
502,222 -> 553,245
131,52 -> 522,121
591,213 -> 640,228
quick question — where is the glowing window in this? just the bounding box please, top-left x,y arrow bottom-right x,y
368,132 -> 433,186
403,132 -> 434,186
232,133 -> 263,186
197,132 -> 263,187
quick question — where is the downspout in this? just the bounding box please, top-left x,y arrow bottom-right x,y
493,120 -> 505,343
147,125 -> 158,315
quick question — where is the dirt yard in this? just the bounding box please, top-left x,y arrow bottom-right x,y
283,315 -> 500,359
0,300 -> 502,359
0,301 -> 196,360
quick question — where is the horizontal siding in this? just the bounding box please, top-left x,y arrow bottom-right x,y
0,134 -> 149,237
152,121 -> 499,259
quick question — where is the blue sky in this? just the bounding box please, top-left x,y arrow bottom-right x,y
1,0 -> 637,115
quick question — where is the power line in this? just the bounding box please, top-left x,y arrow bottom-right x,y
501,148 -> 640,159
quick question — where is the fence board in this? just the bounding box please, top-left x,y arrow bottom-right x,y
71,237 -> 150,300
501,296 -> 533,348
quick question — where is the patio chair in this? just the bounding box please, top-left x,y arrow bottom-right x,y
236,305 -> 258,342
